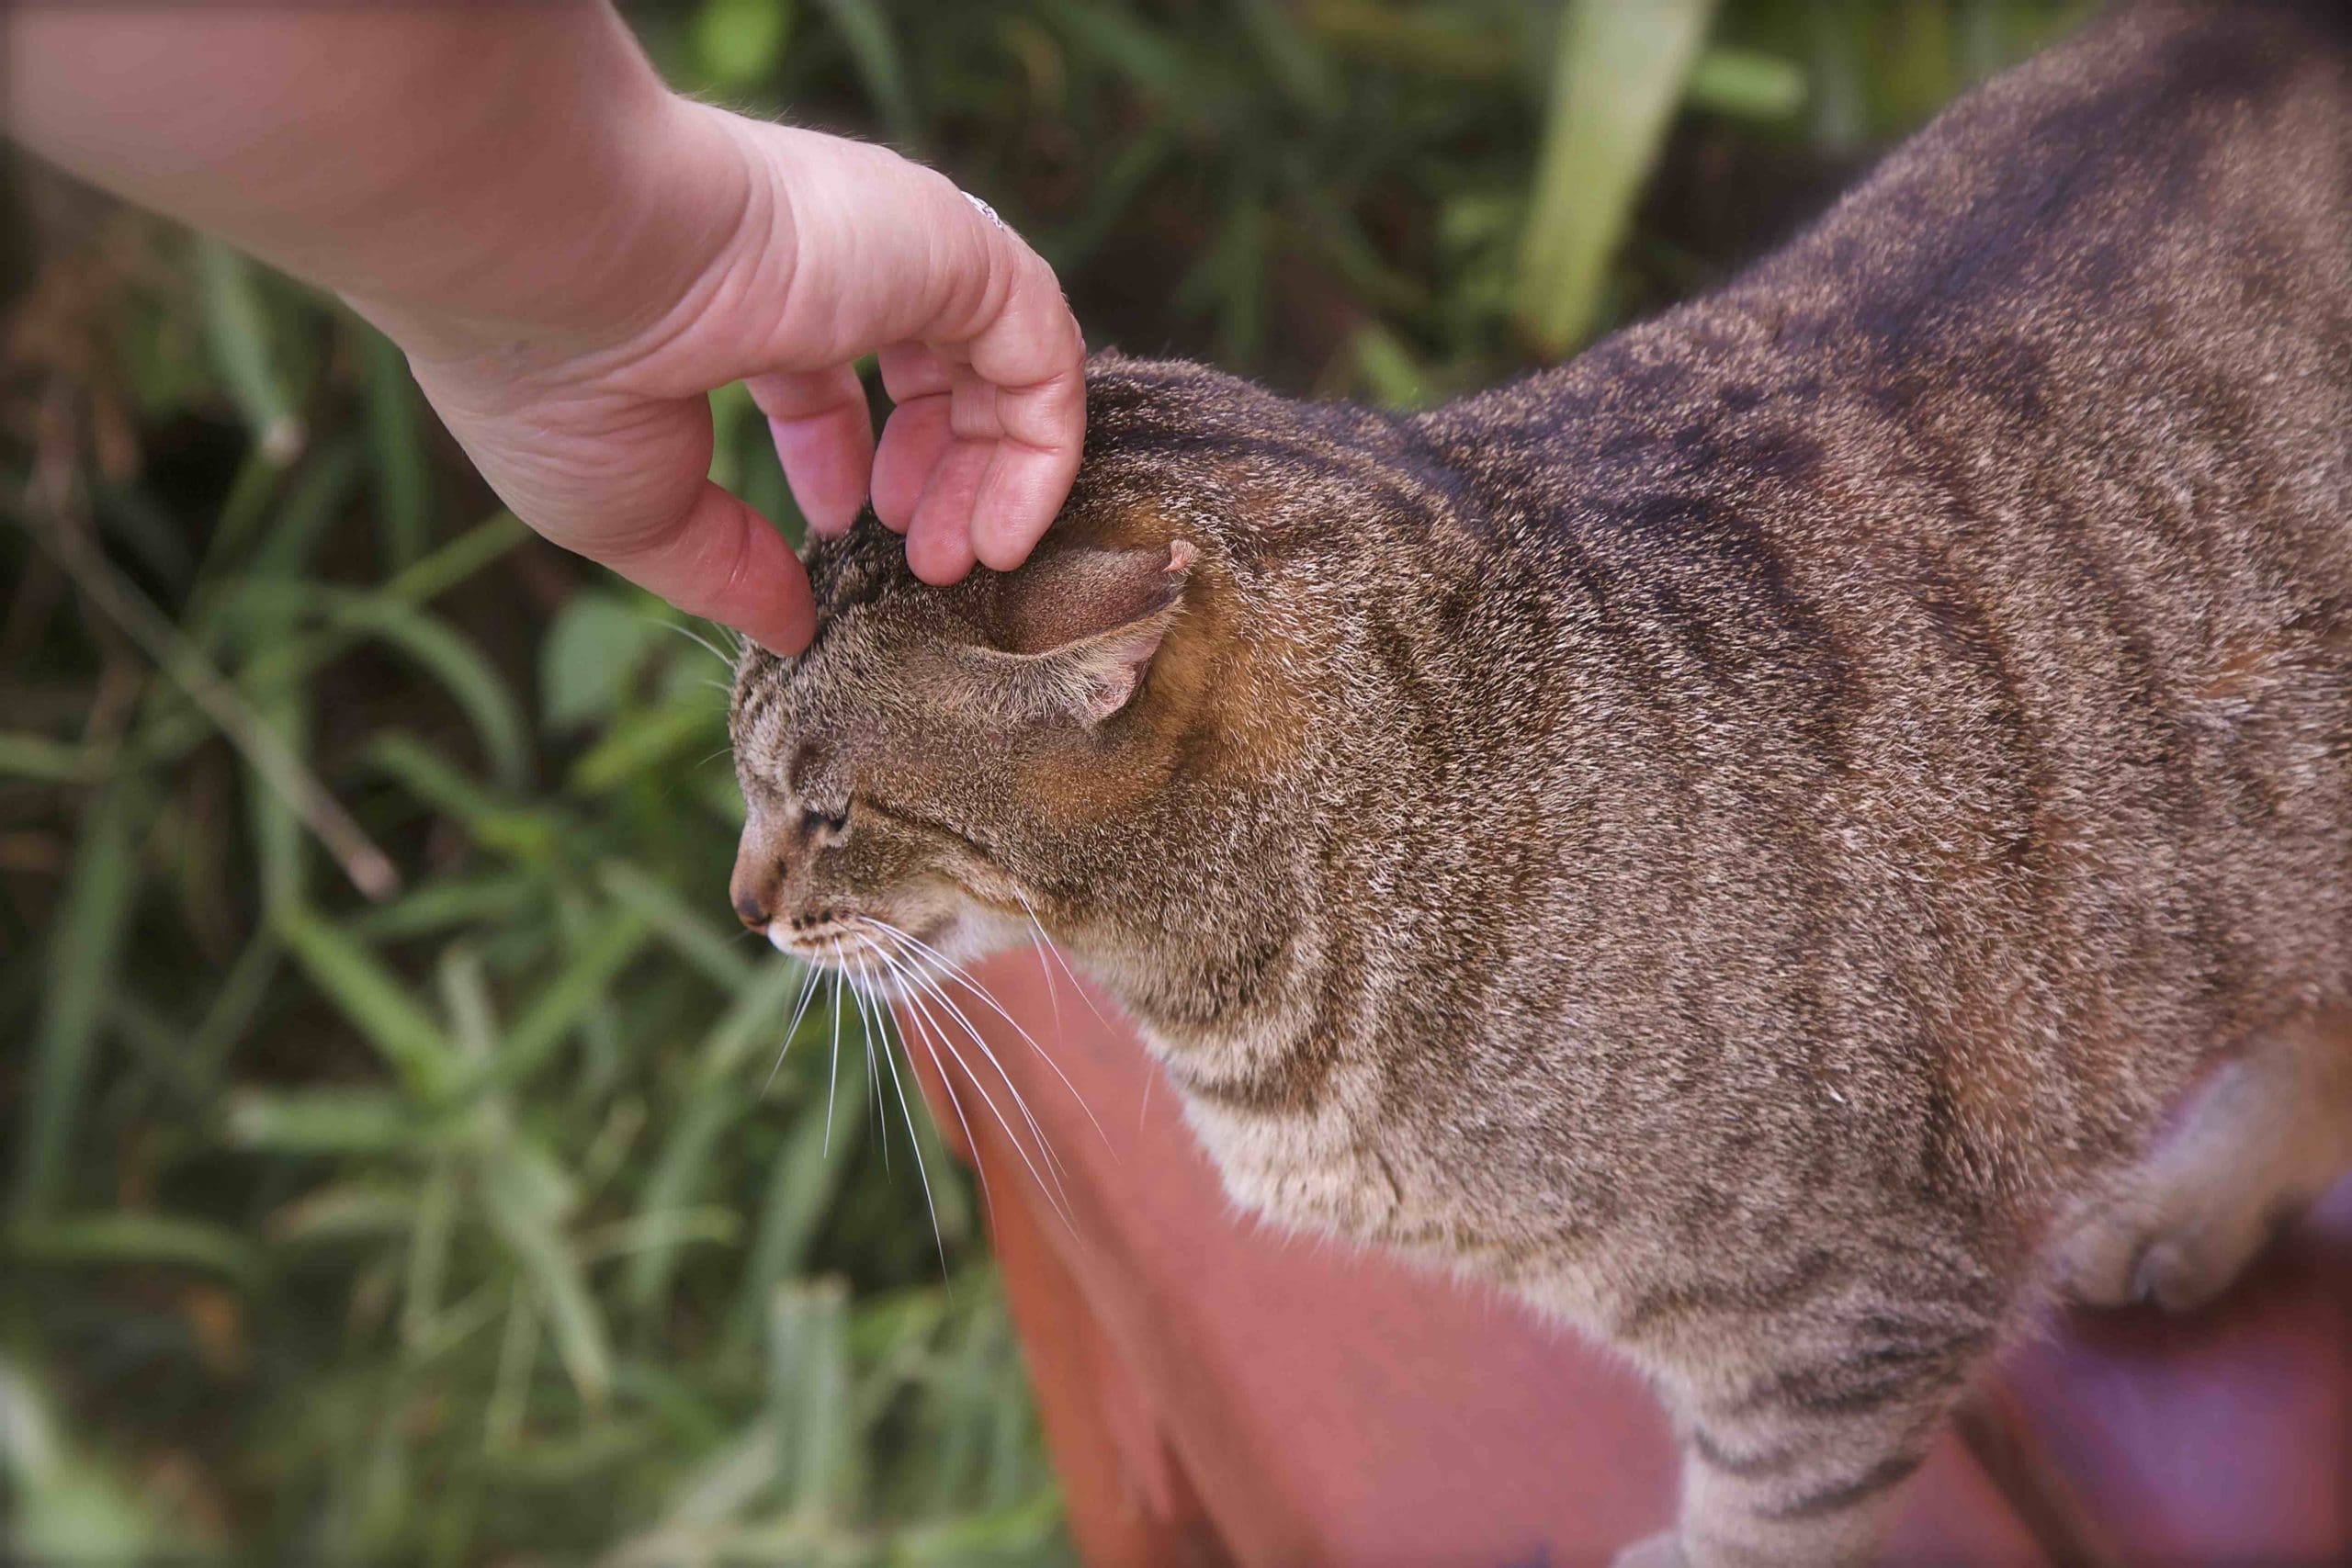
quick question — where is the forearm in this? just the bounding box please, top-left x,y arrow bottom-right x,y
7,3 -> 1087,651
4,2 -> 712,343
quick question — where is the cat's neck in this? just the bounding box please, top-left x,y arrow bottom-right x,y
1063,817 -> 1340,1084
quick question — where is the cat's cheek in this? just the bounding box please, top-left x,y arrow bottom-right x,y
928,901 -> 1036,971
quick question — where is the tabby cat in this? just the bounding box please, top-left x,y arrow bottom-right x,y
729,6 -> 2352,1562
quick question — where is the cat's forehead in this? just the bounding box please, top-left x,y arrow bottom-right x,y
733,600 -> 892,749
729,546 -> 972,772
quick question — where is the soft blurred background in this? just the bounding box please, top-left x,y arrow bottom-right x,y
1,2 -> 2083,1562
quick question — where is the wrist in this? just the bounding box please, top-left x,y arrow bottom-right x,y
356,87 -> 777,377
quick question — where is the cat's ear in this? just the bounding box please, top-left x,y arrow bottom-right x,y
980,539 -> 1195,725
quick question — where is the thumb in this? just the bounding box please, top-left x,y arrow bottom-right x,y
599,480 -> 817,656
401,352 -> 820,657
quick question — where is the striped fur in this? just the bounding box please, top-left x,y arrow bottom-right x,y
732,6 -> 2352,1560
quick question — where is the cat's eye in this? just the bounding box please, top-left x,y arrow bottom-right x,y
801,803 -> 851,842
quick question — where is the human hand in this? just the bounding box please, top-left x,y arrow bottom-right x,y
7,4 -> 1086,657
363,105 -> 1086,655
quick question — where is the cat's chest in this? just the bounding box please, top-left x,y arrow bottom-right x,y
1179,1098 -> 1411,1243
1179,1092 -> 1632,1332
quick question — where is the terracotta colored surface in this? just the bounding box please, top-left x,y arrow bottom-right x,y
905,953 -> 2352,1565
1997,1179 -> 2352,1565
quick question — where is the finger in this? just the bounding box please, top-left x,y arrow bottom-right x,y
903,439 -> 989,585
876,340 -> 953,403
968,439 -> 1083,573
748,365 -> 873,537
947,254 -> 1085,570
743,133 -> 1064,376
957,244 -> 1087,412
967,367 -> 1086,572
732,132 -> 1085,489
870,392 -> 952,534
601,480 -> 815,655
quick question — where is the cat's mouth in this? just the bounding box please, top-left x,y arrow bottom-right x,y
765,912 -> 956,998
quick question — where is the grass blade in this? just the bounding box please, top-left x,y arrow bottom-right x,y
769,1279 -> 855,1519
11,780 -> 141,1217
273,907 -> 460,1096
599,859 -> 756,992
195,237 -> 303,466
481,1146 -> 612,1411
471,910 -> 652,1094
8,1212 -> 263,1287
731,1056 -> 867,1347
313,592 -> 532,791
813,0 -> 922,149
226,1087 -> 434,1155
0,1360 -> 169,1559
1515,0 -> 1719,355
364,328 -> 434,570
30,518 -> 399,901
0,733 -> 90,782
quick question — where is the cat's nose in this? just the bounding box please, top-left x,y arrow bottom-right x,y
729,830 -> 787,930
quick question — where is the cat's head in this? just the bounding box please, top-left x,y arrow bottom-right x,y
726,355 -> 1334,996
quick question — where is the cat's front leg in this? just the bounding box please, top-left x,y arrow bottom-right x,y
1620,1314 -> 1999,1567
1661,1432 -> 1921,1567
1611,1413 -> 1931,1568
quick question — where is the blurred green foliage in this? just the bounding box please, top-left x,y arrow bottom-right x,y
1,1 -> 2078,1561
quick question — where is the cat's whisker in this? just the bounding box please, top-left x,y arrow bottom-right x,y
889,964 -> 1082,1234
864,917 -> 1115,1161
1004,889 -> 1068,1043
851,979 -> 888,1174
657,617 -> 738,671
864,942 -> 1034,1163
861,981 -> 949,1280
867,943 -> 1077,1235
856,922 -> 1079,1182
760,960 -> 823,1097
822,966 -> 845,1156
1012,886 -> 1112,1031
1016,913 -> 1140,1138
867,987 -> 898,1168
815,972 -> 844,1152
897,993 -> 998,1225
1030,932 -> 1064,1044
1009,893 -> 1154,1141
861,976 -> 886,1149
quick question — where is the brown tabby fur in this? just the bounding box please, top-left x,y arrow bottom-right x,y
730,6 -> 2352,1561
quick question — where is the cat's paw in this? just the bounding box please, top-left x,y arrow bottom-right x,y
2051,1037 -> 2352,1314
1611,1530 -> 1687,1568
2053,1192 -> 2286,1312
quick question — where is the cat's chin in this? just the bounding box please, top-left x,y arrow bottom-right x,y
760,906 -> 1009,1003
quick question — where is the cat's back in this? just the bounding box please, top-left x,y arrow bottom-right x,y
1413,0 -> 2351,825
1430,0 -> 2348,542
1379,0 -> 2352,1183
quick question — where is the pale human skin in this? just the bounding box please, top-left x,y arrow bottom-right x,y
4,2 -> 1087,654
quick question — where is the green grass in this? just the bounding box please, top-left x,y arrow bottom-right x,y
0,1 -> 2078,1560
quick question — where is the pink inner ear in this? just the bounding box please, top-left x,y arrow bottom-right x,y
998,542 -> 1193,656
1080,619 -> 1173,722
